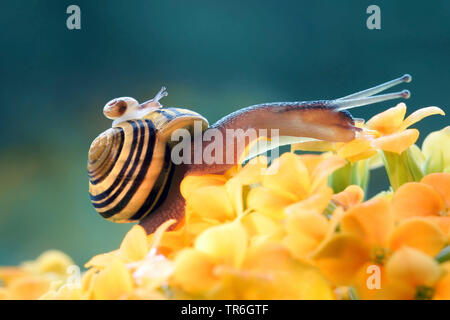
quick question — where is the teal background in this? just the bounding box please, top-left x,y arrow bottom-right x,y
0,0 -> 449,266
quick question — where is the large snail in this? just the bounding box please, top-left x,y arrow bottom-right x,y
88,75 -> 411,233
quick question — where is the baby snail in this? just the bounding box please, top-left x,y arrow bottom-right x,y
88,75 -> 411,233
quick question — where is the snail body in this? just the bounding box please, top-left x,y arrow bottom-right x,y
88,76 -> 411,232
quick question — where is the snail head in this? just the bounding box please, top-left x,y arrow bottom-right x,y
103,87 -> 168,126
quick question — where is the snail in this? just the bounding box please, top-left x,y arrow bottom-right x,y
88,75 -> 411,233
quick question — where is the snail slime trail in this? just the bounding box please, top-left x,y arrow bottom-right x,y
88,75 -> 411,233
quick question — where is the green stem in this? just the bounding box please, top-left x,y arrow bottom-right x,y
380,147 -> 424,190
436,245 -> 450,263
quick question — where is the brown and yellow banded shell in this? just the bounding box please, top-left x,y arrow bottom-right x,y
88,107 -> 208,222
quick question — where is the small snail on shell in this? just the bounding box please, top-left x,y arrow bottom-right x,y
88,75 -> 411,233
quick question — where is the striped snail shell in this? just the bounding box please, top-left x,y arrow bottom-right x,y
88,89 -> 208,223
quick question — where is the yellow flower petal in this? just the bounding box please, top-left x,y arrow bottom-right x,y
344,149 -> 378,164
92,258 -> 133,300
312,234 -> 370,285
0,267 -> 28,286
298,154 -> 323,174
336,138 -> 376,163
285,186 -> 333,214
392,182 -> 444,220
156,227 -> 192,257
367,103 -> 407,135
241,212 -> 281,239
283,210 -> 329,260
247,187 -> 293,219
341,197 -> 394,247
241,242 -> 335,299
184,185 -> 235,221
180,174 -> 227,197
35,250 -> 74,275
422,216 -> 450,238
84,250 -> 119,269
147,219 -> 177,251
119,225 -> 149,263
195,221 -> 247,268
80,268 -> 97,299
184,207 -> 221,237
385,246 -> 442,290
225,178 -> 244,216
232,156 -> 267,185
40,284 -> 82,300
172,248 -> 217,293
371,129 -> 419,154
434,262 -> 450,300
422,126 -> 450,173
8,276 -> 50,300
310,155 -> 347,192
332,185 -> 364,209
262,153 -> 310,201
389,218 -> 446,256
132,254 -> 174,289
0,288 -> 10,300
421,173 -> 450,209
400,106 -> 445,131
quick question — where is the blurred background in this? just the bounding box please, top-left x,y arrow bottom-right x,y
0,0 -> 449,266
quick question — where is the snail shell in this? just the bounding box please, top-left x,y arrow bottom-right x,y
88,108 -> 208,222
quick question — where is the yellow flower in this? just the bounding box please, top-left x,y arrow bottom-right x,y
391,173 -> 450,245
172,219 -> 334,299
392,173 -> 450,235
366,103 -> 445,154
332,185 -> 365,209
282,188 -> 345,261
247,153 -> 346,219
171,220 -> 247,296
335,138 -> 378,163
230,241 -> 335,299
312,198 -> 392,286
311,197 -> 446,297
91,258 -> 134,300
422,126 -> 450,173
382,246 -> 444,300
82,222 -> 176,300
0,250 -> 74,300
434,261 -> 450,300
180,156 -> 268,236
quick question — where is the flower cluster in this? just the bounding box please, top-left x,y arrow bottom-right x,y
0,103 -> 449,300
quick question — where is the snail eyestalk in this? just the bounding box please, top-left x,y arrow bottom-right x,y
334,90 -> 410,111
334,74 -> 411,111
140,86 -> 168,110
337,74 -> 412,100
153,86 -> 168,102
